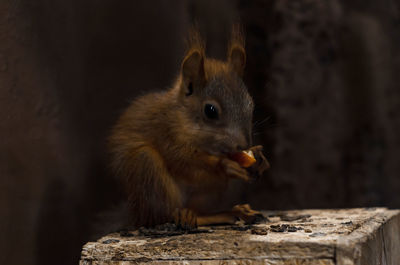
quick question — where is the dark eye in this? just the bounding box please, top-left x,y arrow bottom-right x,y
204,104 -> 219,120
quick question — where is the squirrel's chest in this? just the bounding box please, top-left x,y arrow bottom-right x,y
167,155 -> 226,188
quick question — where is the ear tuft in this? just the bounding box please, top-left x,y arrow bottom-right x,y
185,26 -> 205,54
228,24 -> 246,77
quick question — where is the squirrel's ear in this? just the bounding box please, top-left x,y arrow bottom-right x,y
228,46 -> 246,77
181,49 -> 205,95
228,25 -> 246,77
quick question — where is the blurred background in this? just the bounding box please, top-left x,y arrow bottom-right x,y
1,0 -> 400,264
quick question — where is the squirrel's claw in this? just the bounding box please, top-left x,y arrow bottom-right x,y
173,208 -> 197,230
248,145 -> 270,179
231,204 -> 267,224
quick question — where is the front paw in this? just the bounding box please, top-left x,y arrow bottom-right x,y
248,145 -> 270,179
231,204 -> 266,224
173,208 -> 197,230
220,158 -> 250,181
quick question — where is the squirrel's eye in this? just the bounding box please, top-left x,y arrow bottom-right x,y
204,104 -> 219,120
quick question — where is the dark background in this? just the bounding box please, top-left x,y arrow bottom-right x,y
1,0 -> 400,264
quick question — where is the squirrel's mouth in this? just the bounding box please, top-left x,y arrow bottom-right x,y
205,148 -> 256,168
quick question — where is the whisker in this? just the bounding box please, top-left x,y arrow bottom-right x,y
253,116 -> 272,127
252,123 -> 281,136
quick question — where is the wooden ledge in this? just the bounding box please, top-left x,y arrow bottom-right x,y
80,208 -> 400,265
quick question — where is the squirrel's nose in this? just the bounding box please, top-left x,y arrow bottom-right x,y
235,135 -> 250,151
227,127 -> 251,152
236,144 -> 247,151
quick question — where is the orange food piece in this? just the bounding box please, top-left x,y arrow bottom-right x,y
230,150 -> 256,168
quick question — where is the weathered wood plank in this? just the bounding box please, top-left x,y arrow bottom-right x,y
80,259 -> 335,265
336,210 -> 400,265
80,208 -> 400,265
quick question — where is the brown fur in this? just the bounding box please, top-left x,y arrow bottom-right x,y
109,27 -> 258,227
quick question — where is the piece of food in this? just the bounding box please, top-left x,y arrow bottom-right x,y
230,150 -> 257,168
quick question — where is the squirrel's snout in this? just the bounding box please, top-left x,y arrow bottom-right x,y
236,144 -> 249,151
234,140 -> 250,152
232,132 -> 250,152
220,128 -> 251,153
217,138 -> 248,155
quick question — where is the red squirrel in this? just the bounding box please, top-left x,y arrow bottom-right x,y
109,27 -> 270,229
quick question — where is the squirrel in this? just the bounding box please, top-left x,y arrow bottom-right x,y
108,27 -> 270,229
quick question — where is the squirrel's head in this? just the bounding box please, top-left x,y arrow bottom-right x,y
175,27 -> 254,156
